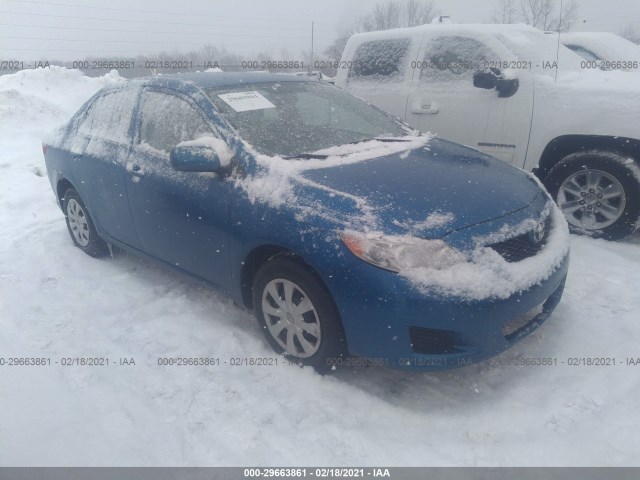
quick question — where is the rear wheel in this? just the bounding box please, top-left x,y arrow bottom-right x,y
543,151 -> 640,240
63,188 -> 109,257
252,256 -> 347,373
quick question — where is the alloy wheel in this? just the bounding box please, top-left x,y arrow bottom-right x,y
557,169 -> 626,230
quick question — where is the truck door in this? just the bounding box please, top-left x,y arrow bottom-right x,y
406,34 -> 534,167
341,37 -> 418,120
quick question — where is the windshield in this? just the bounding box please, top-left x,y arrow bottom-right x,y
207,81 -> 407,157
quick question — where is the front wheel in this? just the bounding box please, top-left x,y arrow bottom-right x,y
543,151 -> 640,240
252,257 -> 347,373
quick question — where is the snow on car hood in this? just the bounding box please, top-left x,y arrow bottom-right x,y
299,137 -> 542,237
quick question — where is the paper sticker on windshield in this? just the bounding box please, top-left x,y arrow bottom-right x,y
218,91 -> 276,112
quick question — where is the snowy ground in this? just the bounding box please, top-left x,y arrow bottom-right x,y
1,68 -> 640,466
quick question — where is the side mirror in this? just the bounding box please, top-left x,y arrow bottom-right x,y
473,69 -> 498,90
496,77 -> 519,98
473,68 -> 519,98
170,137 -> 232,173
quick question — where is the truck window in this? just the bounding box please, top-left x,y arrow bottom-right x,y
419,36 -> 489,82
350,39 -> 410,79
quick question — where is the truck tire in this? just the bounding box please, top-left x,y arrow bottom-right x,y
543,151 -> 640,240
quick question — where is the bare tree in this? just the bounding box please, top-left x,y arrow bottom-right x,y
491,0 -> 518,24
402,0 -> 438,26
324,34 -> 353,62
547,0 -> 579,32
491,0 -> 579,32
620,25 -> 640,44
359,0 -> 437,31
324,0 -> 438,62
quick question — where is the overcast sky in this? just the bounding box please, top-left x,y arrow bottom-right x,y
1,0 -> 640,61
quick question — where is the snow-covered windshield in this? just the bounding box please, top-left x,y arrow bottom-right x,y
562,32 -> 640,63
207,81 -> 407,157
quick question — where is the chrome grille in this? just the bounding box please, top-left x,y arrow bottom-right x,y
487,216 -> 552,263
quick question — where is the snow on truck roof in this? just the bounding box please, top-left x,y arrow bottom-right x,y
348,23 -> 544,41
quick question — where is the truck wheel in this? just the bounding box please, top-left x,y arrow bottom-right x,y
252,256 -> 347,373
543,151 -> 640,240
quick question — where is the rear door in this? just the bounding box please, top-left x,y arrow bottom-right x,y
125,88 -> 232,289
70,87 -> 141,247
341,37 -> 418,120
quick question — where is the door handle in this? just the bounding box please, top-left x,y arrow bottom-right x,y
411,100 -> 440,115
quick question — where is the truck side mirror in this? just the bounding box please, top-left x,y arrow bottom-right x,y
496,77 -> 519,98
473,68 -> 519,98
473,69 -> 497,89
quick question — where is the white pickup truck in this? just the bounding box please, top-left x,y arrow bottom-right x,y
336,24 -> 640,240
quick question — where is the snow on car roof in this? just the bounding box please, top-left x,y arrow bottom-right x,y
560,31 -> 640,61
146,72 -> 316,89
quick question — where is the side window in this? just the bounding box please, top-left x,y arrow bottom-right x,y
420,37 -> 490,83
350,39 -> 410,80
138,91 -> 213,154
77,88 -> 138,142
565,45 -> 600,62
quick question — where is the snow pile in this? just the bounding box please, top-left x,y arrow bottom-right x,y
402,203 -> 570,300
0,66 -> 123,134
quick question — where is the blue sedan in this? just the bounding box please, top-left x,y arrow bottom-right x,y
43,72 -> 569,372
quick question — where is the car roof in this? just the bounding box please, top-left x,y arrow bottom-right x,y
141,71 -> 315,90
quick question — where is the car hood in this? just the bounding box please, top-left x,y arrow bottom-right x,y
299,138 -> 543,238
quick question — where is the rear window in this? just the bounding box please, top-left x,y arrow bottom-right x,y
77,87 -> 138,143
350,39 -> 410,78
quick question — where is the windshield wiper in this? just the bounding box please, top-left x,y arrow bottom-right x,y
347,136 -> 412,145
284,137 -> 412,159
284,153 -> 329,160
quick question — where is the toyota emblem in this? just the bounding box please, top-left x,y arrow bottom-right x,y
532,220 -> 546,244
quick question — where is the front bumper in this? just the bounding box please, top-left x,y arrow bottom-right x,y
325,251 -> 569,371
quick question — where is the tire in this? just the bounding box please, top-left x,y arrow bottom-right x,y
252,256 -> 347,373
543,151 -> 640,240
62,188 -> 109,257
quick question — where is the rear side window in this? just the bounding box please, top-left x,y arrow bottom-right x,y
77,88 -> 138,142
350,39 -> 410,79
138,91 -> 213,153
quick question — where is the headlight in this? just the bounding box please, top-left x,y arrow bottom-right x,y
340,231 -> 466,273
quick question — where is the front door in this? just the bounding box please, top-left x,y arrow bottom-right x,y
125,88 -> 231,289
406,35 -> 534,167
